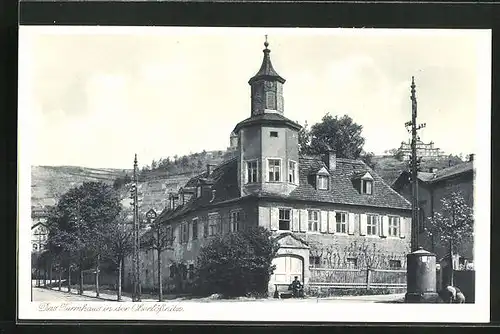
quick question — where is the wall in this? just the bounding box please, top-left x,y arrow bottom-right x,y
125,198 -> 259,291
258,200 -> 411,270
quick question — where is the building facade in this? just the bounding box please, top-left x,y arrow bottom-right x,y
31,207 -> 49,252
391,159 -> 474,267
398,139 -> 445,161
125,39 -> 413,294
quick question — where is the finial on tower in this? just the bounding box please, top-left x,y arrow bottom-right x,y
410,76 -> 416,99
264,35 -> 269,49
134,153 -> 138,166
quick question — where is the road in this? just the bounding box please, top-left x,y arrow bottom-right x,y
32,287 -> 99,301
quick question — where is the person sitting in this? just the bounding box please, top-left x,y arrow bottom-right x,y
288,276 -> 304,298
440,285 -> 466,303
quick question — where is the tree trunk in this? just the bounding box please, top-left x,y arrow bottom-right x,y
449,240 -> 454,286
79,267 -> 84,295
158,247 -> 163,302
43,263 -> 47,287
58,268 -> 62,291
96,254 -> 100,297
117,258 -> 122,301
68,266 -> 71,293
49,261 -> 53,288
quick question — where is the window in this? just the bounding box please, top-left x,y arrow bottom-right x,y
192,218 -> 198,240
32,244 -> 38,251
362,180 -> 373,194
270,131 -> 279,138
181,223 -> 189,243
279,209 -> 291,231
230,211 -> 241,232
169,264 -> 176,278
196,186 -> 202,198
208,213 -> 220,236
367,215 -> 378,236
203,220 -> 209,238
388,216 -> 400,237
308,210 -> 320,232
188,264 -> 195,280
309,256 -> 321,268
336,212 -> 347,233
389,260 -> 402,269
289,161 -> 297,183
346,257 -> 358,268
317,175 -> 329,190
247,161 -> 259,183
268,159 -> 281,182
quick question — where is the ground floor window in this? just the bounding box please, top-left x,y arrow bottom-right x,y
309,256 -> 321,268
279,209 -> 291,230
389,259 -> 402,269
346,257 -> 358,268
230,210 -> 241,232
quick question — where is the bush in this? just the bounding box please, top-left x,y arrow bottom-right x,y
193,226 -> 279,298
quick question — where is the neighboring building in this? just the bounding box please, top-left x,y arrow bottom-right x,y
31,207 -> 49,252
125,39 -> 412,294
391,158 -> 474,266
398,139 -> 445,161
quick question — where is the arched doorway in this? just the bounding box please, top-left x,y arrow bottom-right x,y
271,254 -> 304,284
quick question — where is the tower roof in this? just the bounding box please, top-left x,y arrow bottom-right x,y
248,37 -> 285,85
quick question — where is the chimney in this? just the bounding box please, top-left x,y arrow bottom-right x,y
327,149 -> 336,171
468,154 -> 474,162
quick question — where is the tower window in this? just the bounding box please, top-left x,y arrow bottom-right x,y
246,160 -> 259,183
289,161 -> 297,184
270,131 -> 278,138
268,159 -> 281,182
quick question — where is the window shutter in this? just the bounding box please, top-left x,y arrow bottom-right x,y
264,159 -> 269,182
359,214 -> 367,236
328,211 -> 336,234
320,211 -> 328,233
400,217 -> 408,238
299,209 -> 308,232
295,162 -> 300,185
380,216 -> 389,237
348,213 -> 355,235
243,161 -> 248,184
258,206 -> 269,229
270,207 -> 279,231
292,209 -> 300,232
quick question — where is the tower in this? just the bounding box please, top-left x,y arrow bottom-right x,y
233,37 -> 302,196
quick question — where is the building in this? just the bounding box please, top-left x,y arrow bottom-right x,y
126,39 -> 413,294
391,158 -> 474,267
31,206 -> 49,252
397,139 -> 445,161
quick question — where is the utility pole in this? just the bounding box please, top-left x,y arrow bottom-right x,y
131,154 -> 142,301
405,76 -> 426,252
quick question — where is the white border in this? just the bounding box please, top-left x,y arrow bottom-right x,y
18,26 -> 491,323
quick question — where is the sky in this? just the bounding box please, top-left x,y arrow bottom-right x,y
19,27 -> 490,169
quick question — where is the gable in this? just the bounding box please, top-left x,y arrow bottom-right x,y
275,232 -> 309,249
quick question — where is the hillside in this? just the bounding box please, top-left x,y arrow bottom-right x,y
31,150 -> 463,215
372,155 -> 464,185
31,149 -> 236,213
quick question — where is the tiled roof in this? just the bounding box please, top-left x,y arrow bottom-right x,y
233,113 -> 302,133
430,161 -> 473,183
392,161 -> 473,189
157,155 -> 411,223
248,47 -> 285,84
285,157 -> 411,210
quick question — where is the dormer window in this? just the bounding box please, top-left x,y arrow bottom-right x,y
362,180 -> 373,194
317,175 -> 329,190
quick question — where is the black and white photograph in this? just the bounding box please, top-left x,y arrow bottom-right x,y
18,27 -> 491,322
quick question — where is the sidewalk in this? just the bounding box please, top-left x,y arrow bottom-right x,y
323,293 -> 405,303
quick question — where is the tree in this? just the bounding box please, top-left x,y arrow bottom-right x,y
47,182 -> 122,295
298,121 -> 312,155
425,191 -> 474,286
193,226 -> 278,298
102,209 -> 134,301
299,114 -> 366,159
141,220 -> 175,301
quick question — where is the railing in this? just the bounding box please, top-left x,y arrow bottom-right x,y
309,267 -> 407,289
